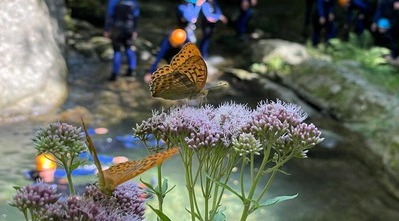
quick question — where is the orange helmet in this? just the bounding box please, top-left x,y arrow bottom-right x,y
338,0 -> 350,7
169,29 -> 187,47
35,153 -> 57,171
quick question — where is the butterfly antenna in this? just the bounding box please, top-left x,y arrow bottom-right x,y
205,81 -> 229,91
81,118 -> 103,172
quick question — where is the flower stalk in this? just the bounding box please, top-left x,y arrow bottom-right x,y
134,100 -> 323,220
12,122 -> 146,221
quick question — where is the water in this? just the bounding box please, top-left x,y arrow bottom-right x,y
1,53 -> 399,220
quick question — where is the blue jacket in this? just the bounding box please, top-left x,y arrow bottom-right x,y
104,0 -> 140,32
201,0 -> 223,23
177,2 -> 202,24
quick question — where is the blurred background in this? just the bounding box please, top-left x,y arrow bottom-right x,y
0,0 -> 399,220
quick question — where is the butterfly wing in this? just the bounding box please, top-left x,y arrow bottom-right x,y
170,43 -> 202,69
149,42 -> 208,100
103,147 -> 179,187
81,119 -> 108,192
149,64 -> 184,99
150,70 -> 197,99
175,55 -> 207,92
150,56 -> 207,100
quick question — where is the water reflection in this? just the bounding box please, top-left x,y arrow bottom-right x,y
1,59 -> 398,220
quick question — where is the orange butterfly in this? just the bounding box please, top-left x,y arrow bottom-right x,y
149,43 -> 208,100
82,120 -> 179,195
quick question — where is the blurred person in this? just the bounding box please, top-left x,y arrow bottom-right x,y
177,0 -> 206,43
373,18 -> 398,59
27,153 -> 129,183
370,0 -> 399,59
311,0 -> 337,46
29,153 -> 58,183
104,0 -> 140,81
235,0 -> 257,39
338,0 -> 370,39
304,0 -> 316,39
199,0 -> 228,58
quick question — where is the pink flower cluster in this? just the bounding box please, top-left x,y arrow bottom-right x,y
11,181 -> 145,221
135,100 -> 323,157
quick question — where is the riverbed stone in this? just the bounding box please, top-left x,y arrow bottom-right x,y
251,39 -> 310,65
248,43 -> 399,192
0,0 -> 67,122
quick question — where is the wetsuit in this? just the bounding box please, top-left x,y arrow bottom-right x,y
372,0 -> 398,58
199,0 -> 224,58
236,0 -> 256,37
312,0 -> 336,46
177,1 -> 202,43
344,0 -> 370,36
105,0 -> 140,79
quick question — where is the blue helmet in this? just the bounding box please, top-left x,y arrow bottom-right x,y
377,18 -> 391,29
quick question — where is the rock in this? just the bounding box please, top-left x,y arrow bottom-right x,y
73,41 -> 97,57
224,68 -> 260,81
58,106 -> 93,124
288,59 -> 397,122
89,36 -> 112,60
244,38 -> 399,190
0,0 -> 67,122
281,58 -> 399,186
224,68 -> 318,117
251,39 -> 309,65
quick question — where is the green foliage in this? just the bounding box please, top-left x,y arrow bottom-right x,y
147,204 -> 172,221
317,32 -> 399,92
326,36 -> 391,70
255,194 -> 298,208
267,56 -> 291,74
251,57 -> 292,77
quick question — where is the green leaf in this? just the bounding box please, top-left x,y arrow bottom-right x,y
140,178 -> 156,190
164,184 -> 176,195
148,204 -> 172,221
161,178 -> 169,192
214,179 -> 243,201
69,160 -> 84,171
185,208 -> 201,219
12,186 -> 21,191
256,194 -> 298,208
211,208 -> 226,221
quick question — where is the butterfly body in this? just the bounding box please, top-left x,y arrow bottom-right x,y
150,43 -> 208,100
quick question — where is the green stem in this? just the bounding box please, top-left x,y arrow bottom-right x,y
62,158 -> 76,195
240,157 -> 246,198
254,169 -> 277,205
156,164 -> 164,215
210,154 -> 237,220
22,209 -> 29,221
65,168 -> 75,195
181,147 -> 197,221
202,148 -> 216,221
250,154 -> 254,181
29,208 -> 36,221
239,143 -> 272,221
204,175 -> 210,221
211,182 -> 220,215
254,152 -> 295,204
